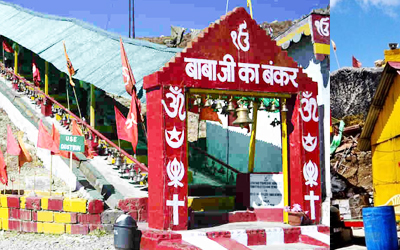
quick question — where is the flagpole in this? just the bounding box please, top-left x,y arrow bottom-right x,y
334,49 -> 340,69
66,76 -> 70,111
72,86 -> 82,119
226,0 -> 229,14
18,167 -> 20,195
69,151 -> 72,200
49,154 -> 52,196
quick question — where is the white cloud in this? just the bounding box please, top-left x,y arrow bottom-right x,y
357,0 -> 400,6
331,0 -> 343,8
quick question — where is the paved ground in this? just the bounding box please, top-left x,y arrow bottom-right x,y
249,243 -> 325,249
0,231 -> 115,250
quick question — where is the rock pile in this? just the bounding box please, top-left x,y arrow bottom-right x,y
330,67 -> 383,119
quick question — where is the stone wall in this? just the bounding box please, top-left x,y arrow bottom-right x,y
330,67 -> 383,119
0,194 -> 148,234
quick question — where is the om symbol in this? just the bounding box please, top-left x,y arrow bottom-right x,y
299,91 -> 318,122
231,21 -> 250,52
162,86 -> 186,121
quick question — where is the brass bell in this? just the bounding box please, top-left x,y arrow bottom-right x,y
193,98 -> 199,106
233,105 -> 253,127
226,101 -> 236,113
204,98 -> 212,107
270,101 -> 277,112
259,101 -> 266,111
94,135 -> 98,143
281,99 -> 288,112
215,101 -> 223,111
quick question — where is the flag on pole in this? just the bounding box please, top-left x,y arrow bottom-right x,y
2,41 -> 13,53
247,0 -> 253,19
51,124 -> 69,158
331,40 -> 337,51
0,148 -> 7,185
63,41 -> 76,87
126,94 -> 139,153
17,132 -> 32,170
352,56 -> 362,68
114,106 -> 131,142
6,125 -> 20,156
37,120 -> 59,154
268,26 -> 273,36
32,58 -> 41,87
200,107 -> 222,124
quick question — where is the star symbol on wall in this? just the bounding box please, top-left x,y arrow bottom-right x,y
167,126 -> 182,141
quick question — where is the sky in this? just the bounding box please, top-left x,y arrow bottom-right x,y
331,0 -> 400,71
4,0 -> 328,38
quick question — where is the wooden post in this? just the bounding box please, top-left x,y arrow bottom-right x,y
49,155 -> 53,196
90,84 -> 95,127
45,61 -> 49,95
248,101 -> 258,173
281,98 -> 289,223
14,49 -> 17,75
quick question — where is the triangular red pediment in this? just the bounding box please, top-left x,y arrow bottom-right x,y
145,7 -> 316,94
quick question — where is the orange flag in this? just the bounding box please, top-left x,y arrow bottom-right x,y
352,56 -> 362,68
200,107 -> 222,124
17,132 -> 32,170
331,40 -> 337,51
0,148 -> 7,185
63,41 -> 75,87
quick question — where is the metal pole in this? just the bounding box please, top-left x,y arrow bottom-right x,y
248,101 -> 258,172
69,151 -> 72,200
132,0 -> 135,38
281,98 -> 289,224
49,154 -> 52,196
225,0 -> 229,14
45,61 -> 49,95
129,0 -> 131,38
90,84 -> 95,127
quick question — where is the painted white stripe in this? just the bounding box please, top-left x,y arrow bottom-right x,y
230,229 -> 248,246
301,226 -> 329,245
265,227 -> 284,246
181,234 -> 228,250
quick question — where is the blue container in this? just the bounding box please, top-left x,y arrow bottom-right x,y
362,206 -> 398,250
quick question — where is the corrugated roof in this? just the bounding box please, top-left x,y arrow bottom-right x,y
358,62 -> 400,151
0,1 -> 181,102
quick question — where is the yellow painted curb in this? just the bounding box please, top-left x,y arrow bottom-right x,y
42,222 -> 65,234
2,218 -> 8,230
37,211 -> 54,222
0,195 -> 7,208
54,212 -> 73,224
63,198 -> 87,213
0,208 -> 9,219
41,197 -> 49,210
20,196 -> 27,209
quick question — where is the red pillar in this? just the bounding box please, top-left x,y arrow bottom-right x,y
146,82 -> 188,230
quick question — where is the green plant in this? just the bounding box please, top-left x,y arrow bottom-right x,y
89,229 -> 108,237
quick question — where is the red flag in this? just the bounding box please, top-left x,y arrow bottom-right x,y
0,148 -> 7,185
114,106 -> 131,142
127,94 -> 139,153
120,38 -> 142,123
51,124 -> 69,158
352,56 -> 362,68
2,41 -> 14,53
32,59 -> 41,87
37,120 -> 58,154
17,132 -> 32,170
6,125 -> 20,156
200,107 -> 222,124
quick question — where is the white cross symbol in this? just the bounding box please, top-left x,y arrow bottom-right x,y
166,194 -> 185,225
304,190 -> 319,220
125,113 -> 137,129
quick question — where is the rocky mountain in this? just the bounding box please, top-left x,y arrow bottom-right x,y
330,67 -> 383,119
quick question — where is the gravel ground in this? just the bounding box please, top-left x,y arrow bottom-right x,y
0,231 -> 115,250
0,108 -> 69,195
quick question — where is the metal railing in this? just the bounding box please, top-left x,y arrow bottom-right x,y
0,63 -> 148,173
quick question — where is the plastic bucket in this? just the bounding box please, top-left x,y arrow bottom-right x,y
362,206 -> 398,250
